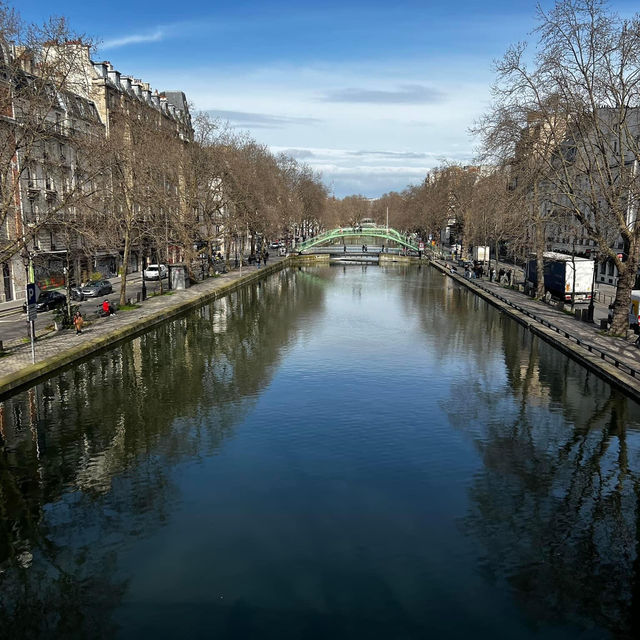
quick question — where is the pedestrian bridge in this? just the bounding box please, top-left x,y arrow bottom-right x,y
296,226 -> 421,253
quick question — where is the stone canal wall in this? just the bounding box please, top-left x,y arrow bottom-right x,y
429,258 -> 640,401
0,258 -> 292,398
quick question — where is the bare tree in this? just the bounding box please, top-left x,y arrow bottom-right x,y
477,0 -> 640,333
0,6 -> 103,296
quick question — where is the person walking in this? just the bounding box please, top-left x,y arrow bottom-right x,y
256,252 -> 262,268
73,311 -> 84,334
263,248 -> 269,266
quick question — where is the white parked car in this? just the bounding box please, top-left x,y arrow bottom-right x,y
144,264 -> 168,280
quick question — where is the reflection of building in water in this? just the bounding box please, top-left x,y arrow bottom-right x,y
210,296 -> 230,334
0,268 -> 328,631
443,309 -> 640,639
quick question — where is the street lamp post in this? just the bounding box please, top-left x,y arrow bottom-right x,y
141,249 -> 147,301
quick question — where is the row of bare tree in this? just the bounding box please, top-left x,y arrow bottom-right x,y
329,1 -> 640,335
0,2 -> 329,310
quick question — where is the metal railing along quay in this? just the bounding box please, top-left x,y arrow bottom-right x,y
434,259 -> 640,383
473,280 -> 640,379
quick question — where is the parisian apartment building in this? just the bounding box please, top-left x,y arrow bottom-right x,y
1,41 -> 193,303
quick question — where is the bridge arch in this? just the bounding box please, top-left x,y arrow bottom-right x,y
296,227 -> 420,253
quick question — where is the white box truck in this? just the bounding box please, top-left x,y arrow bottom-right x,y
525,252 -> 594,302
472,246 -> 490,262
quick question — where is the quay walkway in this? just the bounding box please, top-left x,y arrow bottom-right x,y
431,259 -> 640,400
0,256 -> 293,398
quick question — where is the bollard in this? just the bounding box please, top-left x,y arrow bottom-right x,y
0,340 -> 3,353
136,292 -> 141,303
575,309 -> 581,321
600,319 -> 608,331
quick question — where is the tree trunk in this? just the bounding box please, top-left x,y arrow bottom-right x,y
570,247 -> 576,312
65,248 -> 72,320
610,251 -> 639,335
534,183 -> 546,299
119,227 -> 131,307
224,235 -> 231,264
535,220 -> 546,300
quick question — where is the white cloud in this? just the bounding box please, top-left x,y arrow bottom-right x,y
129,58 -> 488,196
102,29 -> 166,50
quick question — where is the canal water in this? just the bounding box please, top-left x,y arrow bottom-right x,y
1,264 -> 640,639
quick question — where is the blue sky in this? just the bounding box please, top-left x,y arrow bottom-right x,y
20,0 -> 639,197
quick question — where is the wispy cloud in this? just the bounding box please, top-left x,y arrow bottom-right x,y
102,28 -> 166,50
269,145 -> 473,197
280,149 -> 316,159
207,110 -> 321,129
320,84 -> 444,104
347,150 -> 432,159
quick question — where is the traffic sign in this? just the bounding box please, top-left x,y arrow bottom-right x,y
26,283 -> 40,306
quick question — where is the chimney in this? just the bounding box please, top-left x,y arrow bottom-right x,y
92,61 -> 108,79
107,67 -> 121,89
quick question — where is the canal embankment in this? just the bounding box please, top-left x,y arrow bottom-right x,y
0,257 -> 303,398
4,252 -> 640,402
429,258 -> 640,400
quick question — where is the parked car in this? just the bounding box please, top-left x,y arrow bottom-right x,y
269,241 -> 280,249
80,279 -> 113,298
22,290 -> 67,312
143,264 -> 168,280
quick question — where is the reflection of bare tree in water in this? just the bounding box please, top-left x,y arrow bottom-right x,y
446,318 -> 640,638
401,267 -> 509,377
0,267 -> 327,637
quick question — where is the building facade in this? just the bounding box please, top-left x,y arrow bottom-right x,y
0,41 -> 193,303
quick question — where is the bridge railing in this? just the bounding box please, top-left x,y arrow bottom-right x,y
296,226 -> 420,252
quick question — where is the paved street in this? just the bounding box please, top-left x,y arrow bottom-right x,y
0,272 -> 191,347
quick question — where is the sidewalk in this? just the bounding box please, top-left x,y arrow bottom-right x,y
434,259 -> 640,398
0,258 -> 286,397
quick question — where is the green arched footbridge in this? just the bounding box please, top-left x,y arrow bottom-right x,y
296,227 -> 420,253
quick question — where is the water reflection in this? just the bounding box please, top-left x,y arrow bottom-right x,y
424,274 -> 640,639
1,265 -> 640,638
0,268 -> 327,638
